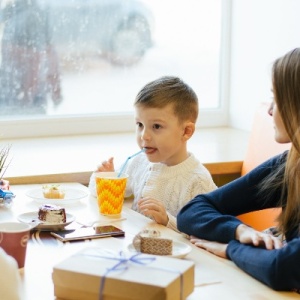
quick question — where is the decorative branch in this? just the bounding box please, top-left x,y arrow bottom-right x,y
0,144 -> 12,180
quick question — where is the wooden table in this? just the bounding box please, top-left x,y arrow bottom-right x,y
1,183 -> 298,300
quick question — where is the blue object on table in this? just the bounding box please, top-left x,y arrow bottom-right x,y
0,189 -> 15,208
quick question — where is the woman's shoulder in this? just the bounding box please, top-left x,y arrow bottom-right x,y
251,150 -> 288,171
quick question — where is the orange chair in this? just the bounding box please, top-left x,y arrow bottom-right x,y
237,103 -> 291,230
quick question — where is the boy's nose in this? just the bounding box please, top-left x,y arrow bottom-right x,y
141,128 -> 150,140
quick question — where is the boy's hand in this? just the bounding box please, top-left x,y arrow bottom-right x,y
137,197 -> 169,226
235,224 -> 283,250
96,157 -> 115,172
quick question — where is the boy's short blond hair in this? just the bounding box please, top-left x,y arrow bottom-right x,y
134,76 -> 198,123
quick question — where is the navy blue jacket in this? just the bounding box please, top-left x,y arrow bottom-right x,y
177,152 -> 300,292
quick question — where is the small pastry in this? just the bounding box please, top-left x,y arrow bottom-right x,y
43,184 -> 65,199
133,229 -> 172,255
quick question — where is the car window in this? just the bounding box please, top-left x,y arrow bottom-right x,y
0,0 -> 224,138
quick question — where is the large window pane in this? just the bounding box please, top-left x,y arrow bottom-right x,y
0,0 -> 222,118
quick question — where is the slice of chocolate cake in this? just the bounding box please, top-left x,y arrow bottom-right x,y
140,236 -> 173,255
133,229 -> 173,255
38,204 -> 66,224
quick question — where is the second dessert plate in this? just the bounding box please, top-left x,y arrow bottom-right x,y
25,188 -> 88,205
127,240 -> 192,259
17,212 -> 75,231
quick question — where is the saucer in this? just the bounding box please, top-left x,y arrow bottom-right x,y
17,212 -> 75,231
127,240 -> 191,259
26,188 -> 88,205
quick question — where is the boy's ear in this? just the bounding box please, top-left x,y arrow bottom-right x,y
183,122 -> 195,140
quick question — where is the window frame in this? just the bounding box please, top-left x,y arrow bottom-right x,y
0,1 -> 232,139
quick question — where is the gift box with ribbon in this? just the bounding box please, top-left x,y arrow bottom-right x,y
52,247 -> 195,300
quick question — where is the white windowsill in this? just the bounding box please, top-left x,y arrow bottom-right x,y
2,127 -> 249,184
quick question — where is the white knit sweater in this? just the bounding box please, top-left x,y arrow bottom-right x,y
89,153 -> 217,232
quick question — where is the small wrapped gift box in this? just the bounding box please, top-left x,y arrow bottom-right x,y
52,247 -> 194,300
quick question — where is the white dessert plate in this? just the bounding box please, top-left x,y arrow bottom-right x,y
25,188 -> 88,205
17,212 -> 75,231
127,240 -> 192,259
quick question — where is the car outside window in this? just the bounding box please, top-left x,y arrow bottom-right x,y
0,0 -> 226,138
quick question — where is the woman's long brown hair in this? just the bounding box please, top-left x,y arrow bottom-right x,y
272,48 -> 300,235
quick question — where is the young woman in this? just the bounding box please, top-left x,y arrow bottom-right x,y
177,48 -> 300,292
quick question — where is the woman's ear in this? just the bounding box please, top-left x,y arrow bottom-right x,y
182,122 -> 195,141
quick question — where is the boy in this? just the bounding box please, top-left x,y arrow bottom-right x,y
89,76 -> 217,232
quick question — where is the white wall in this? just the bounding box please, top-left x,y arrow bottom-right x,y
229,0 -> 300,131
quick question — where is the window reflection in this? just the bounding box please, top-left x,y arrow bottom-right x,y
0,0 -> 62,114
0,0 -> 221,117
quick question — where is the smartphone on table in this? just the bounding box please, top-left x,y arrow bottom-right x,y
50,225 -> 125,242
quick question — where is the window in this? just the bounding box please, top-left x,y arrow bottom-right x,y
0,0 -> 228,138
